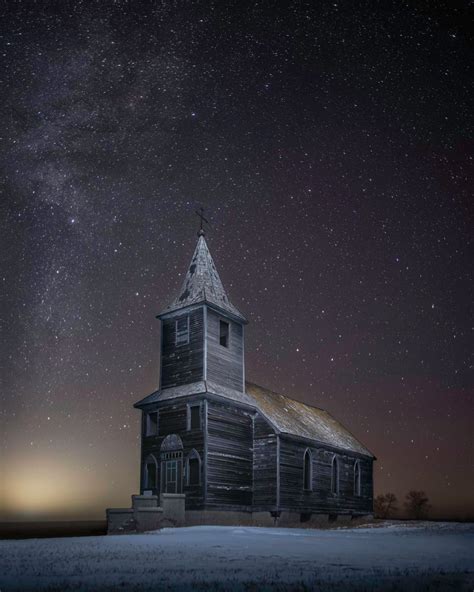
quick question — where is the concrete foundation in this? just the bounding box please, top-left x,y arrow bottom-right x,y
251,512 -> 279,527
183,510 -> 373,528
161,494 -> 186,526
107,497 -> 374,533
107,493 -> 184,534
132,494 -> 159,509
185,510 -> 254,526
106,508 -> 136,534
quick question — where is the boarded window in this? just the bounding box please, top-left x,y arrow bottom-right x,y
219,320 -> 229,347
189,405 -> 201,430
354,461 -> 361,496
188,458 -> 200,485
331,457 -> 339,495
175,316 -> 189,346
145,459 -> 157,489
303,450 -> 312,490
146,412 -> 158,436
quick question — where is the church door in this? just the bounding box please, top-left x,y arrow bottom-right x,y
165,459 -> 178,493
159,434 -> 184,494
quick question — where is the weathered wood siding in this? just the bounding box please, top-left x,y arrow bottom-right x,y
161,308 -> 204,389
279,437 -> 373,514
206,308 -> 244,391
206,400 -> 253,507
140,398 -> 205,510
252,414 -> 278,510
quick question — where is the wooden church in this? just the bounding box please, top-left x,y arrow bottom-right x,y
133,229 -> 374,525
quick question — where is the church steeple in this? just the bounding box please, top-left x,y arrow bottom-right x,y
159,235 -> 247,324
157,234 -> 247,392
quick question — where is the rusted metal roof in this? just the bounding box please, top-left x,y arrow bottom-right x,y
158,236 -> 247,323
246,382 -> 374,457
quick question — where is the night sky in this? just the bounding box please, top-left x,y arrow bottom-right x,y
1,2 -> 472,521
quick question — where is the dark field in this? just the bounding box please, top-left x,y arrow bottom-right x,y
0,520 -> 107,539
1,523 -> 473,591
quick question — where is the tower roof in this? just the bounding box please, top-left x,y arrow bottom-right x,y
158,235 -> 247,323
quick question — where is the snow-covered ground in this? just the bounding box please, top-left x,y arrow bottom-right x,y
0,523 -> 473,591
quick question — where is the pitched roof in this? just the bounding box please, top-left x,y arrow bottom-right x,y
158,235 -> 247,323
134,379 -> 373,457
246,382 -> 374,457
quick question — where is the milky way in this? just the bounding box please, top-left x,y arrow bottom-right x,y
1,2 -> 472,519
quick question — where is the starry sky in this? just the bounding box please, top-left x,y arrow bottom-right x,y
1,1 -> 472,521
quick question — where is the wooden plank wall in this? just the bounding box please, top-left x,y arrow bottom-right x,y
140,398 -> 205,510
279,437 -> 373,514
206,400 -> 253,507
252,414 -> 278,510
161,308 -> 204,389
206,308 -> 244,391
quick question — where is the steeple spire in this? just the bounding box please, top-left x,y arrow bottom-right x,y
159,235 -> 247,323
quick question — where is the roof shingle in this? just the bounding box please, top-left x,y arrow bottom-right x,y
158,235 -> 247,322
246,382 -> 374,457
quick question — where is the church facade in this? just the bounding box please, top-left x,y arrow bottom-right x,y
134,232 -> 374,525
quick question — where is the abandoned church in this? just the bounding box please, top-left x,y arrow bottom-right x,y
107,230 -> 375,532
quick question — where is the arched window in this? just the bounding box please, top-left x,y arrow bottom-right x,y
303,449 -> 312,491
160,434 -> 183,493
354,460 -> 361,496
331,456 -> 339,495
144,454 -> 158,490
186,449 -> 201,486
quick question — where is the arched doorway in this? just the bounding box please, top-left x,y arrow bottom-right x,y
160,434 -> 183,494
143,454 -> 158,491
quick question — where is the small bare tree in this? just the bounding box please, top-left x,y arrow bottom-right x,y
374,493 -> 398,519
404,490 -> 431,519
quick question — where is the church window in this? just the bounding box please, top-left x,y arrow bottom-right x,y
161,452 -> 182,493
160,438 -> 183,494
331,456 -> 339,495
303,449 -> 312,491
165,460 -> 177,492
144,455 -> 157,490
146,411 -> 159,436
188,404 -> 202,430
354,460 -> 361,496
219,320 -> 229,347
175,315 -> 190,346
186,450 -> 201,485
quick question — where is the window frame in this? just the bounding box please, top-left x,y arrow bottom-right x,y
219,319 -> 230,348
353,460 -> 361,497
187,403 -> 202,431
165,459 -> 178,492
303,448 -> 313,491
331,455 -> 339,496
186,449 -> 202,486
160,450 -> 183,494
175,315 -> 190,346
145,411 -> 159,437
143,454 -> 158,490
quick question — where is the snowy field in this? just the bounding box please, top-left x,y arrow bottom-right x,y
0,523 -> 473,591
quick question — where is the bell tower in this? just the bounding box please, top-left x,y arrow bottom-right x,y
157,230 -> 247,392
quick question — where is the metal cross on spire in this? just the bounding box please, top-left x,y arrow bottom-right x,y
195,207 -> 209,236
